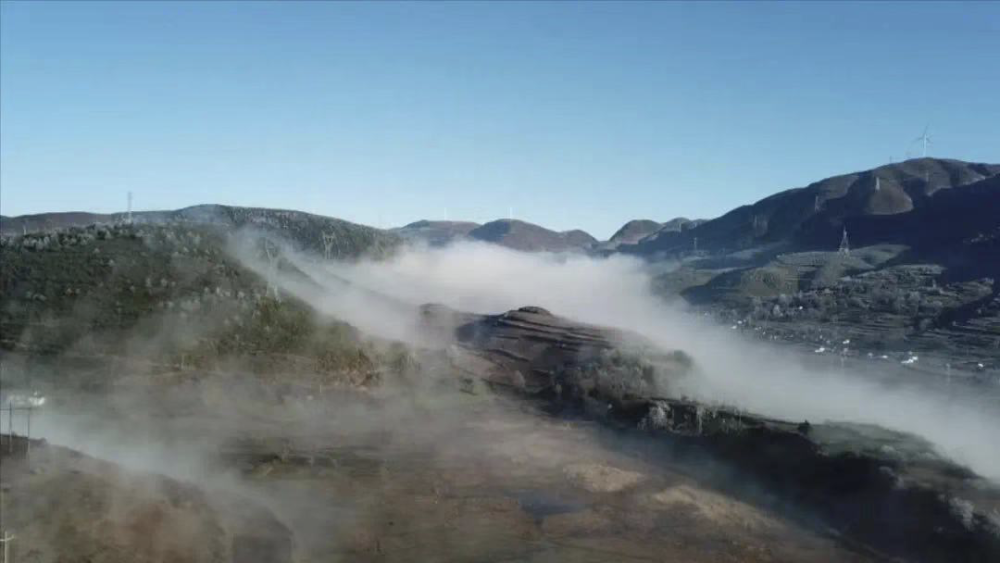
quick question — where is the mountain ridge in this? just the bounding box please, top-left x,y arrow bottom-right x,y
390,220 -> 481,247
628,157 -> 1000,257
4,157 -> 996,257
0,204 -> 401,260
466,219 -> 597,252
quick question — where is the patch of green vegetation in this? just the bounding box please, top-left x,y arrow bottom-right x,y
0,223 -> 412,388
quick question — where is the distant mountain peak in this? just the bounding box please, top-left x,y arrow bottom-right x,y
392,220 -> 482,246
609,220 -> 662,244
468,219 -> 596,252
608,217 -> 705,246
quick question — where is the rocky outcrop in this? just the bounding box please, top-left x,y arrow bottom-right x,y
420,304 -> 691,397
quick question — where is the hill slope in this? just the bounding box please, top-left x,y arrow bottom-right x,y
468,219 -> 597,252
0,222 -> 409,390
609,220 -> 663,245
0,204 -> 401,260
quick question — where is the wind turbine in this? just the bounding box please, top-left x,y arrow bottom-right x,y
914,126 -> 932,158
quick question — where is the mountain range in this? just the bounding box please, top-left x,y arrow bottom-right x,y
4,157 -> 1000,563
3,158 -> 997,258
628,158 -> 999,257
391,218 -> 599,252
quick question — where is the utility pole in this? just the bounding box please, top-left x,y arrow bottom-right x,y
25,369 -> 31,458
127,191 -> 133,225
25,406 -> 31,459
1,531 -> 15,563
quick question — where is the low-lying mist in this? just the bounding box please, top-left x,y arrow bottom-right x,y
241,238 -> 1000,482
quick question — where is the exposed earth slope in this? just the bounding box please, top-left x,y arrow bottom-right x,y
1,435 -> 292,563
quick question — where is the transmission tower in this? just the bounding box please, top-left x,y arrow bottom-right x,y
321,231 -> 339,260
262,240 -> 281,302
838,227 -> 850,255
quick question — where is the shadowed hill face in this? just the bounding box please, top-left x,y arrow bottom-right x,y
840,173 -> 1000,256
468,219 -> 597,252
391,220 -> 481,247
633,158 -> 1000,256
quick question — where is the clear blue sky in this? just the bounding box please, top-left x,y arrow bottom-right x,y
2,1 -> 998,239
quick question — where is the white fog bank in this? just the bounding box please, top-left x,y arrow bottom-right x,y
238,240 -> 1000,481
